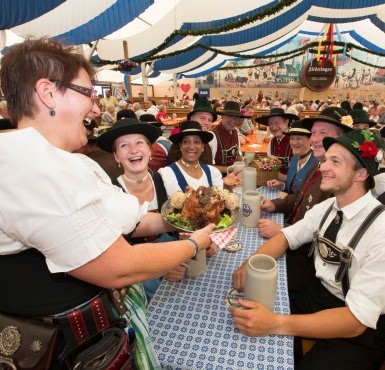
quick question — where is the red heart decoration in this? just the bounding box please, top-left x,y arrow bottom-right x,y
180,83 -> 191,94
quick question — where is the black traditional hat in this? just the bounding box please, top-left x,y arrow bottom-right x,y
187,97 -> 217,122
217,101 -> 247,118
302,107 -> 354,133
169,121 -> 213,144
255,108 -> 299,125
97,118 -> 160,152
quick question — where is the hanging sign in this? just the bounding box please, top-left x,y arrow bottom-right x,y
299,58 -> 336,92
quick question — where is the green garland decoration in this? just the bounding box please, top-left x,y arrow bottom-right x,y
133,0 -> 298,62
92,41 -> 385,71
218,50 -> 305,70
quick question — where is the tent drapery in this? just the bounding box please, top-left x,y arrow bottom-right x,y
3,0 -> 385,78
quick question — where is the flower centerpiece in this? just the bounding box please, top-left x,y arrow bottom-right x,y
249,156 -> 282,186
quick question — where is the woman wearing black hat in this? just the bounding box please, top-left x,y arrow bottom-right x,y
97,118 -> 190,301
159,121 -> 242,197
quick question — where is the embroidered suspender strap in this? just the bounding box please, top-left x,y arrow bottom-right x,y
151,171 -> 168,212
338,204 -> 385,297
169,163 -> 189,192
308,204 -> 334,257
200,163 -> 213,187
212,127 -> 227,166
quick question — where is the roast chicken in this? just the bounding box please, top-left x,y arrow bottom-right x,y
181,186 -> 225,229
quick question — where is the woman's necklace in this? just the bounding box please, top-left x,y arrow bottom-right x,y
123,172 -> 149,184
180,159 -> 200,171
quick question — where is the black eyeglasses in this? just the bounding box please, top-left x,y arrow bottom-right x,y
50,79 -> 95,104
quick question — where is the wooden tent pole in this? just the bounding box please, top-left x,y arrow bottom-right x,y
173,73 -> 178,103
141,62 -> 149,101
123,40 -> 132,101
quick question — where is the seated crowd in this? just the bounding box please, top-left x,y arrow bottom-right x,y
2,37 -> 385,369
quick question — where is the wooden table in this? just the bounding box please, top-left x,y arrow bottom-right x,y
146,187 -> 293,370
161,117 -> 187,136
241,133 -> 269,155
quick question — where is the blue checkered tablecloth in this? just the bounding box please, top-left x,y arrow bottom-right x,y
147,187 -> 294,370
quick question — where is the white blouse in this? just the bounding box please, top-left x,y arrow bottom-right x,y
0,128 -> 147,273
158,162 -> 223,197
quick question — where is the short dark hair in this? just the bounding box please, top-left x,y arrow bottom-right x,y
0,37 -> 96,125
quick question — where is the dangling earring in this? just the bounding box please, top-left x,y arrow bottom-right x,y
49,108 -> 56,117
149,156 -> 152,160
118,163 -> 121,168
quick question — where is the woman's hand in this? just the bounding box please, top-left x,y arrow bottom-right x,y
223,171 -> 243,187
190,223 -> 215,251
266,179 -> 284,189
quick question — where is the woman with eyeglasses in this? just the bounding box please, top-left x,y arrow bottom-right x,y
0,37 -> 213,369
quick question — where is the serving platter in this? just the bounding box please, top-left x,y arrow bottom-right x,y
161,199 -> 240,233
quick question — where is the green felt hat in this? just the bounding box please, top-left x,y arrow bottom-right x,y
323,129 -> 385,189
302,107 -> 354,133
351,109 -> 376,128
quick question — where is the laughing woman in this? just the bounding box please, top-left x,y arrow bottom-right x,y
97,118 -> 203,299
159,121 -> 242,197
0,38 -> 213,370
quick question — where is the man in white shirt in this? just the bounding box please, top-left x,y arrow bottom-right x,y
133,102 -> 146,119
146,100 -> 159,116
232,129 -> 385,370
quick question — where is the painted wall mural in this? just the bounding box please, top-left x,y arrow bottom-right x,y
195,35 -> 385,92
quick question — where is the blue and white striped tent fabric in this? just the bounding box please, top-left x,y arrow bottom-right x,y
3,0 -> 385,78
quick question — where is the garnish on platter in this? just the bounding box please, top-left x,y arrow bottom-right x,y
161,186 -> 240,232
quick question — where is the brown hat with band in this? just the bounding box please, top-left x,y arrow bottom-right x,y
255,108 -> 299,125
217,101 -> 247,118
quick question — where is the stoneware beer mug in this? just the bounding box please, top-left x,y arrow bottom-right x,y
227,161 -> 246,180
244,151 -> 255,165
241,190 -> 263,228
255,130 -> 265,143
182,249 -> 207,277
242,167 -> 257,193
244,254 -> 278,312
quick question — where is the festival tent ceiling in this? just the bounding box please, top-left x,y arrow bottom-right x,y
2,0 -> 385,82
